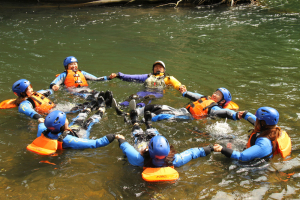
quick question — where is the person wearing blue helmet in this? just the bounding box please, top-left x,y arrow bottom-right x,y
108,60 -> 186,108
115,112 -> 213,168
27,98 -> 116,155
0,79 -> 56,122
50,56 -> 112,102
120,87 -> 255,124
214,107 -> 292,162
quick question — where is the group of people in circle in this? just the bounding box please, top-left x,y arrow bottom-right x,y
0,56 -> 291,182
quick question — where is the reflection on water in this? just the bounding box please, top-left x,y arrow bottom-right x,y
0,0 -> 300,199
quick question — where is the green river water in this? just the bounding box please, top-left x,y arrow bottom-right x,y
0,0 -> 300,199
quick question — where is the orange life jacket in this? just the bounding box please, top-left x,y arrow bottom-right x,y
27,133 -> 63,156
223,101 -> 239,110
0,99 -> 17,109
246,130 -> 291,158
186,97 -> 217,119
29,92 -> 55,114
142,166 -> 179,182
64,70 -> 88,88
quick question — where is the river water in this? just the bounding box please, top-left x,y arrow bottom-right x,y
0,1 -> 300,199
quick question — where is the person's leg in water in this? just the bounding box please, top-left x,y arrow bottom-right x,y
130,110 -> 159,152
68,96 -> 106,139
70,90 -> 113,113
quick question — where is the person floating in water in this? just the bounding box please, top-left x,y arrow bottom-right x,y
115,111 -> 213,182
118,87 -> 255,124
0,79 -> 55,123
50,56 -> 112,101
109,60 -> 186,108
27,96 -> 115,156
213,107 -> 292,162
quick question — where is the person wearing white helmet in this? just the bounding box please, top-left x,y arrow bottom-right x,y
50,56 -> 112,102
109,60 -> 186,108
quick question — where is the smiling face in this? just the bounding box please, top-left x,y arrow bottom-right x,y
153,64 -> 165,74
25,85 -> 34,97
211,90 -> 224,103
67,62 -> 78,71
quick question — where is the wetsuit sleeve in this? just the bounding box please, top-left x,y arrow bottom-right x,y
81,71 -> 108,81
209,107 -> 239,120
243,111 -> 256,126
62,134 -> 112,149
164,76 -> 182,90
37,123 -> 47,137
36,89 -> 54,97
182,91 -> 204,101
172,147 -> 210,168
50,72 -> 67,89
228,138 -> 273,162
119,142 -> 144,167
117,72 -> 149,83
18,101 -> 42,120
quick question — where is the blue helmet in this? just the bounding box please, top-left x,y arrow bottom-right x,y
255,107 -> 279,126
149,135 -> 170,167
44,110 -> 66,133
63,56 -> 78,68
217,87 -> 232,106
12,79 -> 30,97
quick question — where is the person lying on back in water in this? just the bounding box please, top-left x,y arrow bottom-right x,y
109,60 -> 186,108
113,87 -> 255,124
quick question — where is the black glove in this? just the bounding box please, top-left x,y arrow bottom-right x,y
202,145 -> 214,155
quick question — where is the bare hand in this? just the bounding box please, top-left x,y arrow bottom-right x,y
179,85 -> 187,94
238,111 -> 245,119
109,73 -> 117,79
213,144 -> 223,152
52,84 -> 60,91
115,134 -> 125,140
38,118 -> 45,123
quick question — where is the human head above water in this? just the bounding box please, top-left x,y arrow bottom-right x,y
149,135 -> 170,167
44,110 -> 67,133
63,56 -> 78,71
12,79 -> 31,97
211,87 -> 232,106
255,107 -> 279,126
153,60 -> 166,74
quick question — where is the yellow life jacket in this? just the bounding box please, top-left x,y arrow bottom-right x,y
142,166 -> 179,182
186,97 -> 217,119
0,99 -> 17,109
64,70 -> 89,88
163,76 -> 182,90
27,133 -> 63,156
29,92 -> 55,114
246,130 -> 291,158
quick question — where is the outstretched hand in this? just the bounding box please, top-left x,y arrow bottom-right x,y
213,144 -> 223,152
179,85 -> 187,94
52,84 -> 60,91
109,73 -> 117,79
115,134 -> 125,140
237,111 -> 245,119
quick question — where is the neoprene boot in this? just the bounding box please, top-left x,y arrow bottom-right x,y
144,111 -> 152,129
130,110 -> 138,124
104,90 -> 113,107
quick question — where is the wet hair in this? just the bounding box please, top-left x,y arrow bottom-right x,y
255,120 -> 281,154
141,145 -> 176,167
